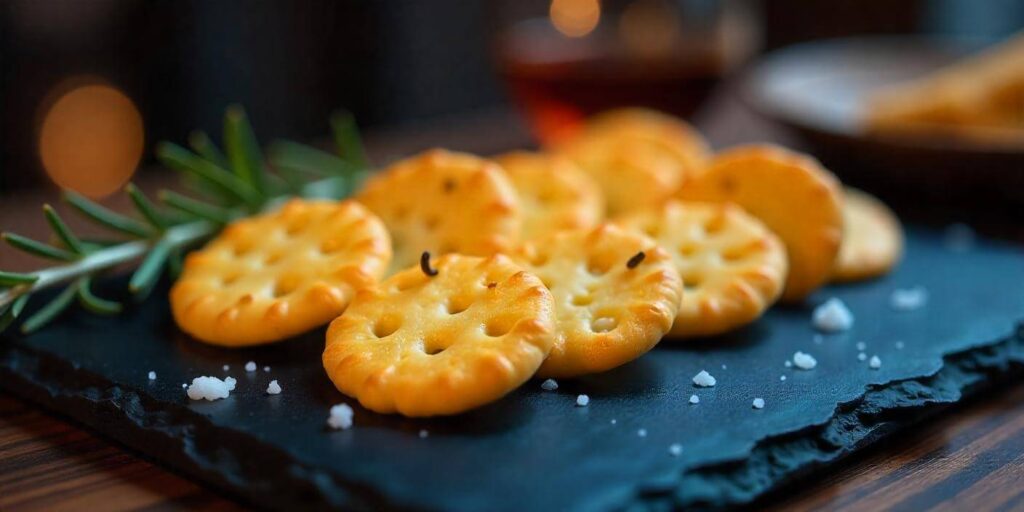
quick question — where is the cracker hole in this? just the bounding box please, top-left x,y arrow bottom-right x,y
590,316 -> 618,333
679,244 -> 700,257
572,294 -> 594,306
528,252 -> 549,267
372,315 -> 402,338
586,261 -> 608,276
683,273 -> 704,290
393,206 -> 410,221
704,215 -> 726,236
221,273 -> 242,287
643,224 -> 660,237
446,296 -> 471,315
718,175 -> 736,194
424,216 -> 440,230
484,320 -> 511,337
424,345 -> 445,355
272,280 -> 297,298
264,252 -> 286,265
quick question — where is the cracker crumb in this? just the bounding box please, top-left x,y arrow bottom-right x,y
187,376 -> 233,401
637,428 -> 647,437
855,341 -> 867,351
752,398 -> 765,409
869,355 -> 882,370
245,361 -> 257,372
858,352 -> 867,362
327,404 -> 354,430
541,378 -> 559,391
692,370 -> 716,387
576,394 -> 590,407
812,298 -> 854,332
890,286 -> 928,311
147,371 -> 156,381
668,443 -> 683,456
793,351 -> 817,370
266,380 -> 282,395
780,375 -> 787,381
419,429 -> 429,439
689,394 -> 700,405
895,341 -> 905,350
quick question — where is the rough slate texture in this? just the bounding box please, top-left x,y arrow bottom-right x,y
1,227 -> 1022,511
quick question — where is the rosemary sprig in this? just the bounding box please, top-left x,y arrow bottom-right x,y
0,105 -> 369,335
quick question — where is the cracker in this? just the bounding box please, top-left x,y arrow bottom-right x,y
323,254 -> 555,416
832,188 -> 903,282
494,151 -> 604,240
678,144 -> 843,301
555,108 -> 711,217
617,200 -> 787,338
515,224 -> 682,377
170,199 -> 391,346
356,149 -> 521,274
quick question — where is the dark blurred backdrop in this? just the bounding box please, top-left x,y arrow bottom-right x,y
2,0 -> 1022,193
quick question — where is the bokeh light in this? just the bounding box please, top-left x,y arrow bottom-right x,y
550,0 -> 601,38
38,82 -> 144,198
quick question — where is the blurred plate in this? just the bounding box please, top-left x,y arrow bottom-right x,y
742,36 -> 1024,208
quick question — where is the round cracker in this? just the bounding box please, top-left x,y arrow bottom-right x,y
494,151 -> 604,241
678,144 -> 843,302
515,224 -> 682,378
832,188 -> 903,282
617,200 -> 787,338
323,254 -> 555,417
171,199 -> 391,346
356,149 -> 521,274
555,108 -> 711,217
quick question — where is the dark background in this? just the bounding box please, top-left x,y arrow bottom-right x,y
2,0 -> 1022,191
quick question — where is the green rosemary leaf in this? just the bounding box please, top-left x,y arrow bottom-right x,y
0,295 -> 29,332
166,247 -> 183,279
125,183 -> 167,231
42,204 -> 85,254
268,140 -> 353,176
156,142 -> 262,207
0,271 -> 39,286
20,285 -> 76,334
2,233 -> 78,261
76,277 -> 122,314
63,190 -> 154,239
129,238 -> 172,299
188,130 -> 230,170
159,191 -> 234,225
330,110 -> 368,169
224,105 -> 267,195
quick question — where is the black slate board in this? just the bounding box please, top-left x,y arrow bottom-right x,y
2,227 -> 1023,511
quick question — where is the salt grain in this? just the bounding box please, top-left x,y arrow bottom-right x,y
541,378 -> 559,391
187,376 -> 234,401
780,375 -> 787,381
752,398 -> 765,409
222,364 -> 229,371
869,355 -> 882,370
858,352 -> 867,362
327,404 -> 354,430
181,383 -> 187,389
890,286 -> 928,311
689,394 -> 700,405
812,298 -> 854,332
793,351 -> 817,370
419,429 -> 429,439
245,361 -> 257,372
855,341 -> 867,351
784,361 -> 793,368
224,377 -> 237,390
576,394 -> 590,407
895,341 -> 905,350
692,370 -> 716,387
266,380 -> 282,395
610,419 -> 617,425
637,428 -> 647,437
668,443 -> 683,456
263,366 -> 271,372
147,371 -> 156,381
721,364 -> 727,370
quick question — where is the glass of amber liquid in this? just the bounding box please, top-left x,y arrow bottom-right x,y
495,0 -> 758,145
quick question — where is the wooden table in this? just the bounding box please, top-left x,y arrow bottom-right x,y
2,98 -> 1023,511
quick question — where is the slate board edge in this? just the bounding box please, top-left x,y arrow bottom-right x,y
0,323 -> 1021,512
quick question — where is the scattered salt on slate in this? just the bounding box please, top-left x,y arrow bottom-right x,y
752,398 -> 765,409
576,394 -> 590,407
610,419 -> 617,425
780,375 -> 786,381
637,428 -> 647,437
812,298 -> 854,332
327,404 -> 354,430
187,376 -> 235,401
858,352 -> 867,362
784,360 -> 793,368
245,361 -> 257,372
267,380 -> 282,395
148,371 -> 156,381
668,443 -> 683,457
856,341 -> 867,351
869,355 -> 882,370
692,370 -> 716,387
541,379 -> 558,391
890,286 -> 929,311
689,394 -> 700,405
793,351 -> 817,370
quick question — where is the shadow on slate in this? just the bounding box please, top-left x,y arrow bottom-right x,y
1,227 -> 1023,511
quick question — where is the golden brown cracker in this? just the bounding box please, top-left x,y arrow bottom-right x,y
832,188 -> 903,282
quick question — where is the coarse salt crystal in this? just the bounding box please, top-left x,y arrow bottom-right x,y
784,360 -> 793,368
419,429 -> 429,439
222,364 -> 229,371
895,341 -> 905,350
263,366 -> 271,372
812,298 -> 854,332
692,370 -> 716,387
869,355 -> 882,370
637,428 -> 647,437
181,383 -> 187,389
855,341 -> 867,351
780,375 -> 787,381
147,371 -> 156,381
793,351 -> 817,370
668,443 -> 683,456
266,380 -> 282,395
224,377 -> 237,391
858,352 -> 867,362
610,419 -> 617,425
541,378 -> 559,391
721,364 -> 727,370
752,398 -> 765,409
327,404 -> 354,430
245,361 -> 257,372
890,287 -> 928,311
689,394 -> 700,404
576,394 -> 590,407
187,376 -> 233,401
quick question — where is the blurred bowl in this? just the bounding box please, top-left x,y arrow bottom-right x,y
741,36 -> 1024,209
